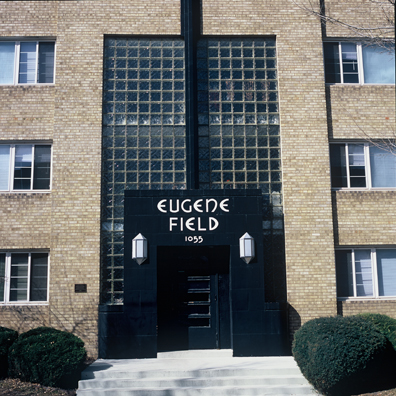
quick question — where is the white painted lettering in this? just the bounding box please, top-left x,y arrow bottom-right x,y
185,217 -> 195,231
206,198 -> 218,213
193,199 -> 203,213
220,198 -> 230,212
169,199 -> 180,213
181,199 -> 192,213
209,217 -> 219,230
157,199 -> 167,213
169,217 -> 178,231
197,217 -> 207,231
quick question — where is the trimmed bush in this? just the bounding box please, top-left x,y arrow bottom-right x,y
8,327 -> 86,387
292,315 -> 396,396
359,313 -> 396,351
0,327 -> 18,378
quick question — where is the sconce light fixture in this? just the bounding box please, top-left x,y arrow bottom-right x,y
132,233 -> 148,265
239,232 -> 255,264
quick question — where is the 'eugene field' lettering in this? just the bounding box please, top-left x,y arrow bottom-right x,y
157,198 -> 229,232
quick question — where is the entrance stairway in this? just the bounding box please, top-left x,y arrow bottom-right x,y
77,350 -> 315,395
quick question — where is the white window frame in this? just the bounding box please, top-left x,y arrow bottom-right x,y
0,143 -> 52,192
324,41 -> 395,85
0,252 -> 49,305
336,248 -> 396,300
0,40 -> 56,85
330,142 -> 396,191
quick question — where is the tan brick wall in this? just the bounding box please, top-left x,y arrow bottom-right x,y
202,0 -> 338,334
327,86 -> 396,140
333,191 -> 396,246
324,0 -> 394,39
339,300 -> 396,319
0,0 -> 181,358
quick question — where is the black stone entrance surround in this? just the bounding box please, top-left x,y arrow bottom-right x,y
98,189 -> 288,358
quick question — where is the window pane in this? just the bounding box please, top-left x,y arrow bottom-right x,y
335,250 -> 353,297
330,144 -> 347,187
38,42 -> 55,83
14,145 -> 32,190
10,253 -> 29,302
355,250 -> 373,297
348,144 -> 366,187
341,43 -> 359,83
33,145 -> 51,190
370,146 -> 396,187
363,45 -> 395,84
324,43 -> 341,83
377,249 -> 396,296
19,42 -> 37,84
0,145 -> 10,190
30,253 -> 48,301
0,42 -> 15,84
0,254 -> 5,302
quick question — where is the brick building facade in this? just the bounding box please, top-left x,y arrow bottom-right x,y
0,0 -> 394,358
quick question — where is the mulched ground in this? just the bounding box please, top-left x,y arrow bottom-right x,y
0,379 -> 76,396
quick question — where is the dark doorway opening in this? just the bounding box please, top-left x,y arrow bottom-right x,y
157,245 -> 231,351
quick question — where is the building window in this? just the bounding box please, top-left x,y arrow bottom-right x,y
336,249 -> 396,298
324,42 -> 395,84
0,41 -> 55,85
0,252 -> 49,303
0,144 -> 52,191
101,37 -> 186,304
330,143 -> 396,189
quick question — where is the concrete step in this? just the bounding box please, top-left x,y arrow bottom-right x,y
77,385 -> 315,396
78,375 -> 309,389
77,352 -> 315,396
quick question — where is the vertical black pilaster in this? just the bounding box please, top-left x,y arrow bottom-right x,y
181,0 -> 200,189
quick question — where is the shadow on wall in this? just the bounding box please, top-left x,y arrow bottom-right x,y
288,304 -> 301,346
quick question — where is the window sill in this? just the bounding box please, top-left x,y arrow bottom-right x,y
0,302 -> 49,306
338,297 -> 396,302
0,84 -> 55,87
332,188 -> 396,192
326,83 -> 395,86
0,190 -> 51,194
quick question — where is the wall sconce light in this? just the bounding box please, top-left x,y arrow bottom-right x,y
132,233 -> 148,265
239,232 -> 255,264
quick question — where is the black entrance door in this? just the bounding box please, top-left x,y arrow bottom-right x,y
157,246 -> 230,351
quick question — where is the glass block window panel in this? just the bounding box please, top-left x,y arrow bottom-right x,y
197,38 -> 285,303
197,39 -> 281,197
101,37 -> 186,304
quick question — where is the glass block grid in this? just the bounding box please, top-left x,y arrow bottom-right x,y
197,39 -> 281,197
101,38 -> 186,304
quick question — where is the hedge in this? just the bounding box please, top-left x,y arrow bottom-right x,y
359,313 -> 396,351
292,315 -> 396,396
0,327 -> 18,378
8,327 -> 86,387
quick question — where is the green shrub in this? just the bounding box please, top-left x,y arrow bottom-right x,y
359,313 -> 396,351
8,327 -> 86,387
0,327 -> 18,378
292,315 -> 396,396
